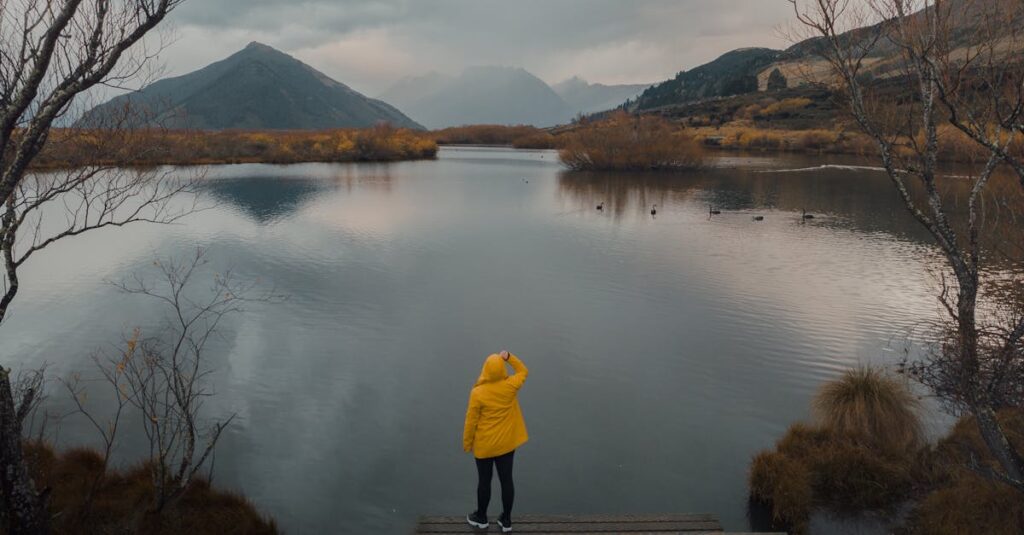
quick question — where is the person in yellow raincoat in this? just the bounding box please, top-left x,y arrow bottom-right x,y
463,350 -> 528,533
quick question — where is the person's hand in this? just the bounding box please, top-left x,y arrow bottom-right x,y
500,350 -> 510,361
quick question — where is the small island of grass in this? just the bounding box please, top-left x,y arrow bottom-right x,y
557,112 -> 705,171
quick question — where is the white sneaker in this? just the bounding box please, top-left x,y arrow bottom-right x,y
497,515 -> 512,533
466,512 -> 489,529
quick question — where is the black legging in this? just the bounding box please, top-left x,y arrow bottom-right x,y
475,450 -> 515,517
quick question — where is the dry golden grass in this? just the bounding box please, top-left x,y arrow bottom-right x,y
748,368 -> 924,534
431,124 -> 553,147
903,409 -> 1024,534
558,112 -> 704,171
749,450 -> 814,533
33,125 -> 438,168
757,98 -> 814,118
691,121 -> 1023,161
813,367 -> 924,452
511,131 -> 559,149
690,125 -> 875,155
22,441 -> 277,535
752,368 -> 1024,534
749,423 -> 917,534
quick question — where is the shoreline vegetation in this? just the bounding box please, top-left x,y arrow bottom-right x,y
31,125 -> 438,169
748,367 -> 1024,535
557,112 -> 704,171
430,96 -> 1023,165
30,110 -> 1020,172
20,441 -> 277,535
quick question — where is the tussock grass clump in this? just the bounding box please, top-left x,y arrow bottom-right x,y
749,426 -> 917,533
22,441 -> 277,535
558,112 -> 704,171
906,476 -> 1024,534
749,450 -> 814,532
812,440 -> 915,511
903,409 -> 1024,534
813,366 -> 923,452
748,367 -> 922,534
753,369 -> 1024,534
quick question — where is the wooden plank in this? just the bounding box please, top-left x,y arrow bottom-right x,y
411,528 -> 724,532
418,513 -> 718,524
415,528 -> 782,532
417,521 -> 723,533
413,512 -> 787,534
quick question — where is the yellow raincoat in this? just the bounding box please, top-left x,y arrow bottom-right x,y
463,353 -> 529,459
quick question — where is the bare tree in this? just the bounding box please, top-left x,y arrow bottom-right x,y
0,1 -> 188,533
103,249 -> 273,512
788,0 -> 1024,491
58,250 -> 274,512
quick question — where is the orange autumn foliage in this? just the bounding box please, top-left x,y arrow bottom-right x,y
558,112 -> 704,171
32,125 -> 438,168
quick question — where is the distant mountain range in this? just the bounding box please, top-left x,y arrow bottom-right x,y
379,66 -> 576,129
75,1 -> 1015,134
552,77 -> 651,116
78,42 -> 422,130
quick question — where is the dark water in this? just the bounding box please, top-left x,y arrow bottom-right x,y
3,147 -> 978,533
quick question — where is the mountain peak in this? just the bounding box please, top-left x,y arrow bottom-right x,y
77,42 -> 423,130
245,41 -> 276,51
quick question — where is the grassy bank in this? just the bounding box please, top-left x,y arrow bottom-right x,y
427,90 -> 1022,164
19,441 -> 277,535
431,124 -> 558,149
686,123 -> 1024,162
749,367 -> 1024,534
32,125 -> 438,168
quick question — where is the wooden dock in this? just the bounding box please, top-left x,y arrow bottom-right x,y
414,513 -> 784,534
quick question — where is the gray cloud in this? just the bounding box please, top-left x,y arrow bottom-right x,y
161,1 -> 796,94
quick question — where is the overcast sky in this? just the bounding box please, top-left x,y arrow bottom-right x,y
158,1 -> 798,95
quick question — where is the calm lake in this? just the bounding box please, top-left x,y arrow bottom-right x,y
5,147 -> 966,533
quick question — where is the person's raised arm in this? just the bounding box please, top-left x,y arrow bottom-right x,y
463,390 -> 482,453
502,351 -> 528,390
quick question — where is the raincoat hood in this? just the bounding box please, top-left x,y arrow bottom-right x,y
476,354 -> 508,385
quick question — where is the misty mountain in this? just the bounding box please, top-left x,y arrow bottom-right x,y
552,76 -> 651,115
379,66 -> 575,129
78,42 -> 422,130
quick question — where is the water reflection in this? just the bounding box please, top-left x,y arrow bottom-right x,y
557,164 -> 1024,265
200,164 -> 395,224
202,176 -> 327,223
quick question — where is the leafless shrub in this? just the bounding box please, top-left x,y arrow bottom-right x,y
86,249 -> 278,512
